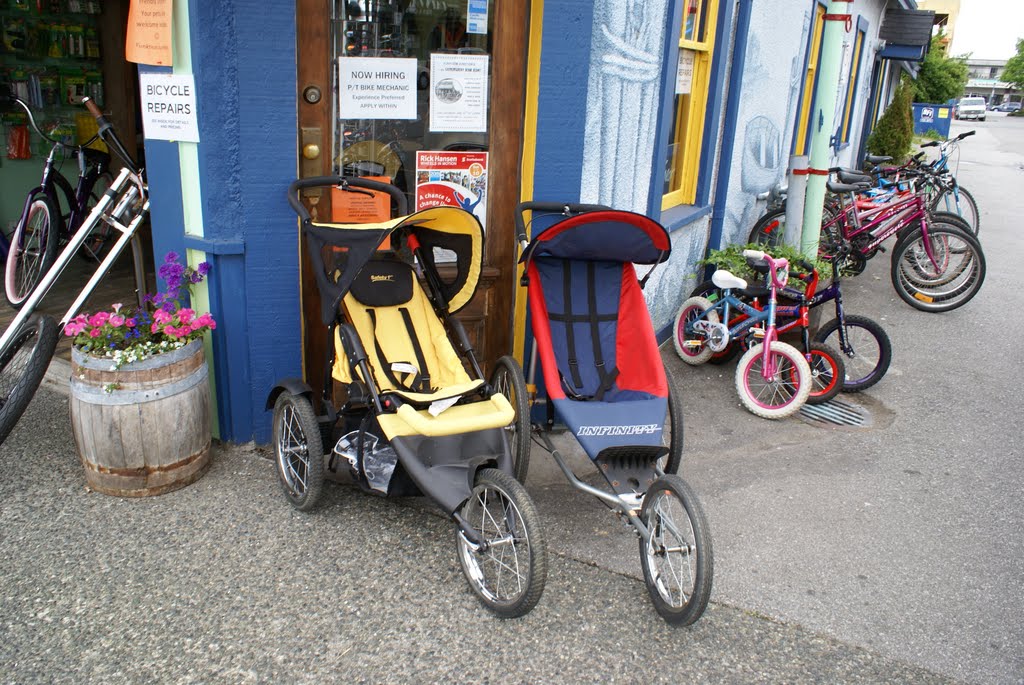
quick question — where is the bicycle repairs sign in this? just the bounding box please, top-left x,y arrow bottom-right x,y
139,73 -> 199,143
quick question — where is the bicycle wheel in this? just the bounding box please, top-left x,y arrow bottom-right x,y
77,171 -> 116,263
734,341 -> 811,419
687,282 -> 739,365
929,185 -> 979,235
5,195 -> 59,309
272,392 -> 325,511
0,315 -> 59,446
673,296 -> 720,365
490,355 -> 530,484
456,468 -> 547,618
890,225 -> 985,312
803,341 -> 845,405
639,474 -> 713,626
813,314 -> 891,392
659,365 -> 684,475
747,207 -> 787,248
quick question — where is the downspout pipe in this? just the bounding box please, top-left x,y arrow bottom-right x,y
707,0 -> 753,254
800,0 -> 852,258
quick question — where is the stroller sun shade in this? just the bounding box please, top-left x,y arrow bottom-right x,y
305,206 -> 484,325
519,209 -> 671,267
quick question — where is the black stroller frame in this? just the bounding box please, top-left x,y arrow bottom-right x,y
267,177 -> 545,618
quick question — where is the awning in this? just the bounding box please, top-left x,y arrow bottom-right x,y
878,8 -> 935,62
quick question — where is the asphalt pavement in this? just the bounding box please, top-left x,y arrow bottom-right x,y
1,114 -> 1021,684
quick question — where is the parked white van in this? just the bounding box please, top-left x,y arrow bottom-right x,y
955,97 -> 987,121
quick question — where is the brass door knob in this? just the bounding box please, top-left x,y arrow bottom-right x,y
303,143 -> 321,160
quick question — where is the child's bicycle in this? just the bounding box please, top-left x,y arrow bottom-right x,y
2,92 -> 116,308
674,249 -> 812,419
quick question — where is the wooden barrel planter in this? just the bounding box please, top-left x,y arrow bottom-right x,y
69,339 -> 212,497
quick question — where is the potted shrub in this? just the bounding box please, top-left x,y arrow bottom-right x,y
66,252 -> 217,497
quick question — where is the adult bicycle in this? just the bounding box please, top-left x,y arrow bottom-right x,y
2,94 -> 116,308
0,97 -> 148,446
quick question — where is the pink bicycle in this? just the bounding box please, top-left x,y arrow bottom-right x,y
676,249 -> 811,419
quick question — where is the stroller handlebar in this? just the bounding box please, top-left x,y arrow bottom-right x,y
514,201 -> 612,244
288,176 -> 408,222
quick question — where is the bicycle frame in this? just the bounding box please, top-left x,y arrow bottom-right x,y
0,166 -> 149,353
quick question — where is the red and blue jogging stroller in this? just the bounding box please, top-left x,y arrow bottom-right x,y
515,201 -> 713,625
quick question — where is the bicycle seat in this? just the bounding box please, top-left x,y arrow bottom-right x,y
711,269 -> 747,291
827,181 -> 871,194
837,169 -> 873,185
865,154 -> 892,164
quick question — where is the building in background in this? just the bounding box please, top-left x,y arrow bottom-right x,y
915,0 -> 960,54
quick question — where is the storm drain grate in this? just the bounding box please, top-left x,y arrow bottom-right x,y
799,397 -> 872,428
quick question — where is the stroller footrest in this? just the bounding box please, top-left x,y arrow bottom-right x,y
382,394 -> 514,438
594,445 -> 667,496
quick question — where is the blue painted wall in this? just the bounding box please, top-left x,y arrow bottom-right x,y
185,0 -> 299,443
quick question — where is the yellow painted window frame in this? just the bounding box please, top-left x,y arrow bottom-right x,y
794,4 -> 827,156
661,0 -> 719,210
841,29 -> 865,142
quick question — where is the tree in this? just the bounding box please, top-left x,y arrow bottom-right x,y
867,79 -> 914,160
1002,38 -> 1024,92
913,33 -> 968,103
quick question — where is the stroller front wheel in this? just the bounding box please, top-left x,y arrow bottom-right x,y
456,468 -> 547,618
639,475 -> 713,626
272,393 -> 325,511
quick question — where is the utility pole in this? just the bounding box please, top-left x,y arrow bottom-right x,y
800,0 -> 853,258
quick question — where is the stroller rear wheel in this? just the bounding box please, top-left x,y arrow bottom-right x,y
489,355 -> 530,483
272,393 -> 325,511
639,475 -> 713,626
659,367 -> 684,475
456,468 -> 547,618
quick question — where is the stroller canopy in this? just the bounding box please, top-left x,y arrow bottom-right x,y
520,209 -> 671,267
306,206 -> 484,325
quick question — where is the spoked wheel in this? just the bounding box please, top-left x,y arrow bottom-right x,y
456,468 -> 547,618
77,171 -> 116,263
688,281 -> 742,365
803,342 -> 845,405
930,185 -> 979,235
639,474 -> 713,626
0,315 -> 59,446
272,393 -> 325,511
890,226 -> 985,312
813,315 -> 891,392
489,355 -> 530,484
5,196 -> 59,309
659,366 -> 684,475
734,341 -> 811,419
673,296 -> 720,365
747,207 -> 787,248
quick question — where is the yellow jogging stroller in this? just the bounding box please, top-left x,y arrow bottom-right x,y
267,177 -> 545,618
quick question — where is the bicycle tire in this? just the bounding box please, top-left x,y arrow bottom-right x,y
747,207 -> 788,248
929,185 -> 979,235
687,281 -> 740,365
813,314 -> 891,392
803,341 -> 845,404
673,296 -> 719,365
890,225 -> 985,312
5,195 -> 60,309
0,315 -> 59,446
734,341 -> 811,419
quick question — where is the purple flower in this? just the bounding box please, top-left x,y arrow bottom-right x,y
164,251 -> 179,264
197,262 -> 211,276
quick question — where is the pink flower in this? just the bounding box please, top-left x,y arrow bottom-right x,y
89,329 -> 102,338
111,303 -> 123,313
177,308 -> 194,325
88,312 -> 110,327
64,322 -> 83,336
125,318 -> 137,328
153,309 -> 172,325
151,322 -> 161,334
190,319 -> 204,331
109,315 -> 125,328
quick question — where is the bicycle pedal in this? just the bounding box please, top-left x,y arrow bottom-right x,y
683,340 -> 704,348
876,246 -> 887,253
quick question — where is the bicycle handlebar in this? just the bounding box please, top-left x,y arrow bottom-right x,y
82,97 -> 140,175
287,176 -> 408,222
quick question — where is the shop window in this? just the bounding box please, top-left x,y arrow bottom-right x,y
661,0 -> 719,209
330,0 -> 494,214
840,23 -> 866,144
793,2 -> 827,156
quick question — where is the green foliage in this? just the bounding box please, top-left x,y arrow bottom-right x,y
1003,39 -> 1024,91
698,243 -> 834,291
867,79 -> 914,161
919,129 -> 943,141
913,35 -> 968,103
